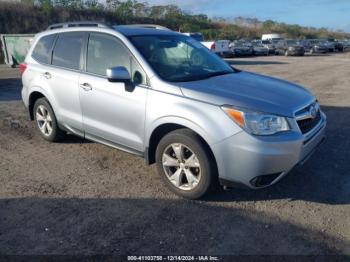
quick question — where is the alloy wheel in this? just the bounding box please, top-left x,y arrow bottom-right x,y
36,105 -> 53,136
162,143 -> 201,191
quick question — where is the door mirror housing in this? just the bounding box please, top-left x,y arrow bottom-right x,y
106,67 -> 131,83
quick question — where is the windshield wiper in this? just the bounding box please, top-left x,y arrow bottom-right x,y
171,70 -> 237,82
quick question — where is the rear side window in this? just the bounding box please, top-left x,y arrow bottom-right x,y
52,32 -> 85,70
31,34 -> 56,64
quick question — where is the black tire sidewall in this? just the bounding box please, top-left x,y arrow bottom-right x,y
155,130 -> 214,199
33,98 -> 61,142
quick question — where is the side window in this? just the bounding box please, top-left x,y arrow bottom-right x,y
87,33 -> 147,85
31,34 -> 56,64
52,32 -> 85,70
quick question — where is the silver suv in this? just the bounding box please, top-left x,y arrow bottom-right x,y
21,22 -> 326,199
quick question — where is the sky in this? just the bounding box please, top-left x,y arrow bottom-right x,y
146,0 -> 350,32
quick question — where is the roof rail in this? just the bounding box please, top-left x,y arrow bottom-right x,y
116,24 -> 171,31
47,21 -> 111,30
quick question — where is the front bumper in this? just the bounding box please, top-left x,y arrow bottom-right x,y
213,112 -> 327,189
314,47 -> 328,53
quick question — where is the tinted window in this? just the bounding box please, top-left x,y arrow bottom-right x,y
32,34 -> 56,64
87,33 -> 147,85
52,32 -> 84,70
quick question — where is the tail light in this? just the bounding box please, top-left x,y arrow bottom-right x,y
210,43 -> 216,51
19,63 -> 27,75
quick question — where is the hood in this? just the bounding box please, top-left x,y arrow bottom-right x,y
177,71 -> 315,117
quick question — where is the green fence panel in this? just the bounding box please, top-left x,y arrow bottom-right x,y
0,34 -> 35,67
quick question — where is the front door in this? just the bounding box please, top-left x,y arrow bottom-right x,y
79,33 -> 148,152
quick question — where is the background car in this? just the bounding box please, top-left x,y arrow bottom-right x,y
261,40 -> 276,54
229,41 -> 253,56
328,39 -> 344,52
300,39 -> 328,54
251,42 -> 269,56
182,32 -> 231,57
339,39 -> 350,50
275,39 -> 305,56
318,39 -> 335,52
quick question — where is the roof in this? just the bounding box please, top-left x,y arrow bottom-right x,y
114,25 -> 180,37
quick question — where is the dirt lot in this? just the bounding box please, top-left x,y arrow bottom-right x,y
0,53 -> 349,256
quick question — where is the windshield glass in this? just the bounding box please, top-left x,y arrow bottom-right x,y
129,35 -> 235,82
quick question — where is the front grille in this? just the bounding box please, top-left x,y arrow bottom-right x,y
297,110 -> 321,134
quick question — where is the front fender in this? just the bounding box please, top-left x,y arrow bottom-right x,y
145,90 -> 243,148
145,116 -> 214,148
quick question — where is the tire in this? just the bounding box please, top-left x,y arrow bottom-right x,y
33,98 -> 64,142
155,129 -> 216,199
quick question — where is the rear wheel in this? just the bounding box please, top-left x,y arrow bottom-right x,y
33,98 -> 64,142
155,129 -> 216,199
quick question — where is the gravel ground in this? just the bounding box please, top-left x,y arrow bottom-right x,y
0,54 -> 349,256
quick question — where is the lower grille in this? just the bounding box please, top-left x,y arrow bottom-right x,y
250,173 -> 282,187
297,110 -> 321,134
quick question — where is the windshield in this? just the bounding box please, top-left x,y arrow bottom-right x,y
129,35 -> 235,82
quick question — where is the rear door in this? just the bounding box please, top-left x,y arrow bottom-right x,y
79,33 -> 148,152
49,32 -> 86,135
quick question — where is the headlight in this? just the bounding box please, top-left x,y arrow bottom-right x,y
222,106 -> 290,135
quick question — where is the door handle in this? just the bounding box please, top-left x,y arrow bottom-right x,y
43,72 -> 51,79
80,83 -> 92,91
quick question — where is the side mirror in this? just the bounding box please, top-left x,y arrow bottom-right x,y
106,66 -> 131,83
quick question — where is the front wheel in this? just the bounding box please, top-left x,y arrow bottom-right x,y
155,129 -> 216,199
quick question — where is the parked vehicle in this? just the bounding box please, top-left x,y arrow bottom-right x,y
260,40 -> 276,54
339,40 -> 350,50
327,39 -> 344,52
262,34 -> 283,41
317,39 -> 335,52
203,39 -> 231,57
182,32 -> 231,57
251,42 -> 269,56
229,41 -> 253,56
300,39 -> 328,54
21,22 -> 326,199
275,39 -> 305,56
